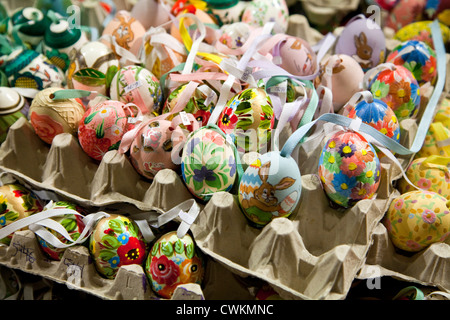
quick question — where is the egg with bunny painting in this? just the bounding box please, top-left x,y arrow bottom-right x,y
238,151 -> 302,227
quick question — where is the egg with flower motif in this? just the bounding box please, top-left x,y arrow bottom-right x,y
416,122 -> 450,158
78,100 -> 139,161
383,190 -> 450,252
318,130 -> 381,208
241,0 -> 290,33
181,126 -> 238,201
218,22 -> 252,49
394,21 -> 450,50
145,231 -> 205,299
386,40 -> 438,86
0,184 -> 43,246
129,120 -> 187,180
217,88 -> 275,153
239,151 -> 302,227
36,201 -> 86,261
368,64 -> 421,121
109,65 -> 161,115
89,214 -> 147,279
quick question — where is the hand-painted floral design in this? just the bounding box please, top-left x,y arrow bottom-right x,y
30,112 -> 65,144
318,130 -> 381,208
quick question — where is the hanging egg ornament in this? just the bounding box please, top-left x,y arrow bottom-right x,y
78,100 -> 138,161
181,127 -> 237,201
241,0 -> 289,33
318,130 -> 381,208
239,152 -> 302,227
335,15 -> 386,71
109,65 -> 161,115
368,64 -> 421,121
8,7 -> 50,47
129,120 -> 187,180
36,201 -> 86,261
277,36 -> 317,76
386,40 -> 438,85
384,190 -> 450,252
145,231 -> 205,299
0,184 -> 43,246
218,88 -> 275,153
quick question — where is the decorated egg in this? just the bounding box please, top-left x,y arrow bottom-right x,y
241,0 -> 289,33
386,40 -> 438,85
394,21 -> 450,50
145,231 -> 205,299
217,88 -> 275,153
277,36 -> 317,76
102,10 -> 146,58
205,0 -> 246,25
181,126 -> 237,201
314,54 -> 365,112
8,7 -> 50,47
66,41 -> 120,96
0,48 -> 64,90
218,22 -> 252,49
78,100 -> 138,161
89,214 -> 147,279
0,87 -> 28,143
416,122 -> 450,158
129,120 -> 187,180
397,156 -> 450,200
239,152 -> 302,227
162,83 -> 216,128
109,65 -> 161,115
0,184 -> 43,246
386,0 -> 426,31
318,130 -> 381,208
434,98 -> 450,129
368,64 -> 421,121
36,201 -> 86,261
43,18 -> 89,72
383,190 -> 450,252
29,87 -> 85,144
335,15 -> 386,71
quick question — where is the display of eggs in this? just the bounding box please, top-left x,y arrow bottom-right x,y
239,152 -> 302,227
318,130 -> 381,208
335,15 -> 386,71
29,87 -> 85,144
218,22 -> 252,50
397,156 -> 450,200
0,184 -> 43,246
241,0 -> 290,33
217,88 -> 275,153
129,120 -> 187,180
145,231 -> 205,299
36,201 -> 86,261
89,214 -> 147,279
109,65 -> 161,115
181,127 -> 237,201
277,36 -> 317,76
384,190 -> 450,252
367,64 -> 421,121
78,100 -> 137,161
386,40 -> 438,85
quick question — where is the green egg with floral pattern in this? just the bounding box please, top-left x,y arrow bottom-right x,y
383,190 -> 450,252
145,231 -> 205,299
89,214 -> 147,279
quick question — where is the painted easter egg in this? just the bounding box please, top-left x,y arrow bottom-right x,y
170,6 -> 218,44
129,120 -> 187,180
386,40 -> 438,85
0,48 -> 64,90
89,214 -> 147,279
335,15 -> 386,71
241,0 -> 290,33
383,190 -> 450,252
66,41 -> 120,96
181,126 -> 237,201
206,0 -> 246,25
386,0 -> 426,31
277,36 -> 317,76
368,64 -> 421,121
217,88 -> 275,153
397,156 -> 450,200
394,21 -> 450,50
218,22 -> 252,49
314,54 -> 365,112
0,184 -> 43,246
145,231 -> 205,299
8,7 -> 50,47
318,130 -> 381,208
36,201 -> 86,261
78,100 -> 138,161
434,98 -> 450,129
29,87 -> 85,144
109,65 -> 161,115
239,152 -> 302,227
0,87 -> 27,143
416,122 -> 450,158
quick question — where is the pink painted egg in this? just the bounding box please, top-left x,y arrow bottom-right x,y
277,36 -> 317,77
